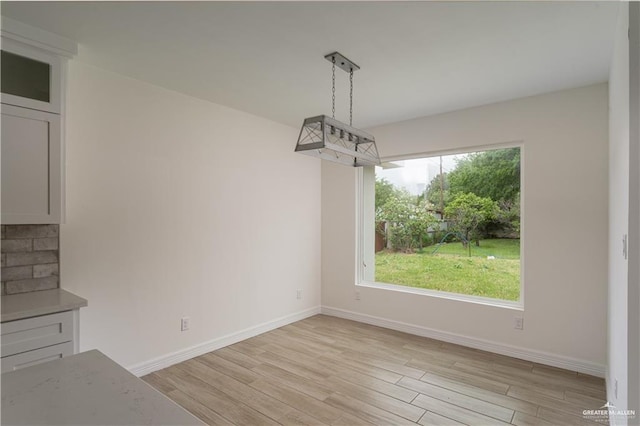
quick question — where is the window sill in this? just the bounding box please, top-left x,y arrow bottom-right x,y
357,280 -> 524,311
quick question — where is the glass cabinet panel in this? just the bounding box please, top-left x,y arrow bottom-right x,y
1,50 -> 51,103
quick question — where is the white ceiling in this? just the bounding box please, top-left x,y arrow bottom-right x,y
1,1 -> 619,129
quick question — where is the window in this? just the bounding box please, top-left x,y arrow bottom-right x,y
359,146 -> 522,304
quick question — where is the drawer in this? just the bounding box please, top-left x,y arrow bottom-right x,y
1,341 -> 73,373
1,311 -> 72,357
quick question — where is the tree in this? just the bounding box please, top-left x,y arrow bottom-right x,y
444,193 -> 499,252
448,148 -> 520,205
424,172 -> 450,213
376,186 -> 438,252
375,178 -> 397,211
446,148 -> 520,240
495,194 -> 520,236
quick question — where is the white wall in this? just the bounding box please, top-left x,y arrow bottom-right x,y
609,1 -> 630,418
322,84 -> 608,373
627,1 -> 640,418
61,61 -> 321,371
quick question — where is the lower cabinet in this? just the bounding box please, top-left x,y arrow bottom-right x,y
1,342 -> 73,373
1,310 -> 77,373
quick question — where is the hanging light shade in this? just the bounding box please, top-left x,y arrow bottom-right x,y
294,52 -> 380,167
295,115 -> 380,167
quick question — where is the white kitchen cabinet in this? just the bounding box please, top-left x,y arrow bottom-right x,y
1,289 -> 87,374
0,17 -> 76,225
1,104 -> 62,224
1,311 -> 76,374
1,311 -> 72,358
1,341 -> 73,373
0,38 -> 62,114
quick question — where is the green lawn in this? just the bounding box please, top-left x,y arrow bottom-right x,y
375,239 -> 520,301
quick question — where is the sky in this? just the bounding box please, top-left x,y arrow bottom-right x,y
376,153 -> 468,195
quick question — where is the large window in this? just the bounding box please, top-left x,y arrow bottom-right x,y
359,146 -> 522,303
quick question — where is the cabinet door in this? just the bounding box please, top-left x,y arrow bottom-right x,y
1,104 -> 62,224
0,38 -> 62,114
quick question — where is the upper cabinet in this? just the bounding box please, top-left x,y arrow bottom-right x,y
0,17 -> 77,225
1,40 -> 62,114
1,105 -> 62,224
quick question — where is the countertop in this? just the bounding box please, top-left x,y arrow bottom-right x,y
1,288 -> 87,322
1,349 -> 204,426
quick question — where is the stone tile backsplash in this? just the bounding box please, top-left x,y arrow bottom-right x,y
1,225 -> 60,295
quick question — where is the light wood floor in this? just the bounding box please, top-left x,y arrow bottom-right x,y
143,315 -> 607,426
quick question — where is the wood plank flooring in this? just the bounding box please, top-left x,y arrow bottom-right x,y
143,315 -> 607,426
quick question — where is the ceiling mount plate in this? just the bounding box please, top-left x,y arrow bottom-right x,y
324,51 -> 360,73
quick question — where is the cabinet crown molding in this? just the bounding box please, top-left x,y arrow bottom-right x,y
1,16 -> 77,58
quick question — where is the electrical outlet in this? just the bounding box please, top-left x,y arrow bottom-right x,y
297,289 -> 302,300
514,317 -> 524,330
355,290 -> 361,301
181,317 -> 190,332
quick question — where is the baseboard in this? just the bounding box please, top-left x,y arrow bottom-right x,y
321,306 -> 606,378
128,306 -> 321,377
127,304 -> 605,379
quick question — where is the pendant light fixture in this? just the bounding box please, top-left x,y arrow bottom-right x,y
294,52 -> 380,167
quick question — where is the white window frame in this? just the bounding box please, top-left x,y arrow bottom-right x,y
356,142 -> 525,309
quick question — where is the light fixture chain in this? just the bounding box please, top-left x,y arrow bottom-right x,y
295,51 -> 380,167
332,56 -> 336,119
349,68 -> 354,126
